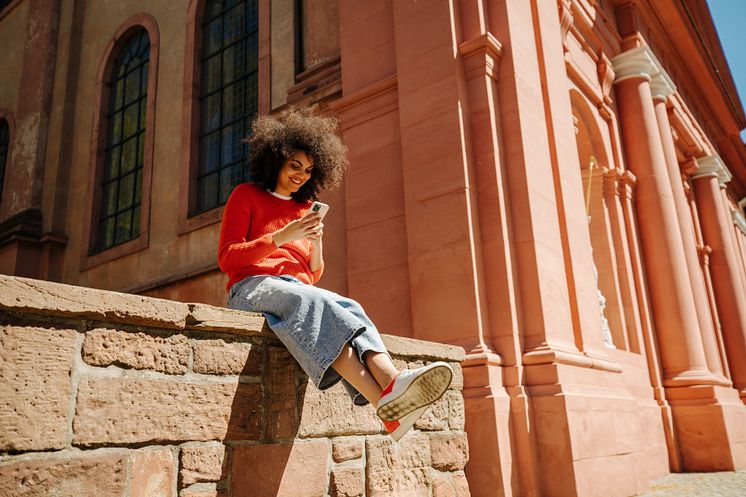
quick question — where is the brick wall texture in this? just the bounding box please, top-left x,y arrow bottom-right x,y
0,275 -> 470,497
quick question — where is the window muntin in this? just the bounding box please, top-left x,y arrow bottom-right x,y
195,0 -> 259,214
0,118 -> 8,201
95,29 -> 150,253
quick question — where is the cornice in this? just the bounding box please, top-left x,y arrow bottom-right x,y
692,155 -> 733,185
611,46 -> 676,100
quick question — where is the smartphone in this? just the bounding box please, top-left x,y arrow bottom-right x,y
309,201 -> 330,220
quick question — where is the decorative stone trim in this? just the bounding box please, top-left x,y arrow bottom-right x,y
733,209 -> 746,236
611,46 -> 676,100
692,155 -> 733,186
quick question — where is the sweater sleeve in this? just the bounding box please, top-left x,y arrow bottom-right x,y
218,185 -> 278,272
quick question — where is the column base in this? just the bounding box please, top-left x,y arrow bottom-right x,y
666,384 -> 746,471
462,355 -> 515,497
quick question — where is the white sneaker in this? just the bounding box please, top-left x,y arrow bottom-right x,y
376,362 -> 453,422
383,405 -> 428,442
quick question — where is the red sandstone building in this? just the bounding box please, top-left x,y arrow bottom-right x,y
1,1 -> 746,496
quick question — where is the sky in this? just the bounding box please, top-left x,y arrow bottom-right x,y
706,0 -> 746,141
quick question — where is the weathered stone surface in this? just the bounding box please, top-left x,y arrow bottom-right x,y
82,328 -> 190,374
266,346 -> 302,439
382,334 -> 465,362
192,338 -> 261,376
231,440 -> 331,497
0,274 -> 189,328
0,453 -> 126,496
450,362 -> 464,390
452,472 -> 471,497
447,391 -> 465,431
366,435 -> 432,497
131,447 -> 176,497
332,438 -> 364,462
0,326 -> 76,451
73,377 -> 262,445
180,487 -> 229,497
331,467 -> 364,497
429,433 -> 468,471
188,303 -> 273,338
180,443 -> 228,485
298,381 -> 382,438
414,395 -> 449,431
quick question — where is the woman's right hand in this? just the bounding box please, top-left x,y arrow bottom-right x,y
272,212 -> 322,247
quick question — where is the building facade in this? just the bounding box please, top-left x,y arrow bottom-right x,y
1,1 -> 746,496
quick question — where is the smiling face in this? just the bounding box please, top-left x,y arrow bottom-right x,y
274,151 -> 314,197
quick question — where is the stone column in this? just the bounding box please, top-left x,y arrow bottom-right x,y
651,85 -> 727,381
611,46 -> 715,386
692,157 -> 746,397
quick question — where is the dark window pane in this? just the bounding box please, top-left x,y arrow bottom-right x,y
195,0 -> 258,214
199,131 -> 221,174
121,137 -> 137,174
94,28 -> 149,253
114,211 -> 132,244
202,53 -> 222,94
100,181 -> 118,217
203,18 -> 223,57
197,172 -> 219,212
222,80 -> 245,123
201,93 -> 222,133
123,102 -> 139,139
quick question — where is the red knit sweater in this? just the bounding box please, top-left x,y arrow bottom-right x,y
218,183 -> 323,291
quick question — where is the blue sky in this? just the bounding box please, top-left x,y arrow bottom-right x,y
707,0 -> 746,141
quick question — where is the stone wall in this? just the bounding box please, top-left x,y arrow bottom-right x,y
0,275 -> 469,497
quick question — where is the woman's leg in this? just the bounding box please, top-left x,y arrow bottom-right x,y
363,351 -> 399,390
331,344 -> 385,404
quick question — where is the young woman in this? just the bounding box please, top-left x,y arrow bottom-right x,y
219,107 -> 452,441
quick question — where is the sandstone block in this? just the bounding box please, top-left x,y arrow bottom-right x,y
131,447 -> 176,497
366,435 -> 431,497
452,472 -> 471,496
429,433 -> 468,471
0,326 -> 76,451
298,381 -> 382,438
192,338 -> 261,376
0,453 -> 126,496
331,467 -> 364,497
0,275 -> 189,328
180,443 -> 229,485
430,471 -> 471,497
266,346 -> 302,439
187,303 -> 273,337
381,334 -> 465,362
73,377 -> 262,445
180,487 -> 229,497
414,395 -> 448,431
450,362 -> 464,390
448,391 -> 465,431
82,328 -> 190,374
332,438 -> 364,462
231,440 -> 330,497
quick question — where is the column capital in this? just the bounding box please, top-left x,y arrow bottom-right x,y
692,155 -> 733,186
611,46 -> 676,99
733,209 -> 746,236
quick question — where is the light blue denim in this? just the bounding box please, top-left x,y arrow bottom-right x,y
227,274 -> 389,406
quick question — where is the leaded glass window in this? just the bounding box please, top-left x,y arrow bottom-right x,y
0,118 -> 8,201
196,0 -> 259,213
95,29 -> 149,253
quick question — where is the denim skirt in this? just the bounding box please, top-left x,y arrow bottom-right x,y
227,274 -> 389,406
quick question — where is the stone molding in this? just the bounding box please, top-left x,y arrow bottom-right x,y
733,207 -> 746,236
692,155 -> 733,185
611,45 -> 676,100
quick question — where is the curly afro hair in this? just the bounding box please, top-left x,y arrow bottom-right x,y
246,106 -> 348,203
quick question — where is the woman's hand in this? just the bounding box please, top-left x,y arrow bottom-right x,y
273,212 -> 322,247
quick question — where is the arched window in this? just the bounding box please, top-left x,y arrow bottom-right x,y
0,118 -> 8,201
195,0 -> 259,213
94,29 -> 150,253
